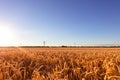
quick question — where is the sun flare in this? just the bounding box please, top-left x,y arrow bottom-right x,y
0,26 -> 14,46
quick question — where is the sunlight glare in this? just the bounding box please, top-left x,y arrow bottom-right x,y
0,25 -> 15,46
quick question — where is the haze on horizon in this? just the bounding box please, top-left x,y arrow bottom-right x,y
0,0 -> 120,46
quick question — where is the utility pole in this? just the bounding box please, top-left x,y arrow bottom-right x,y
43,41 -> 45,46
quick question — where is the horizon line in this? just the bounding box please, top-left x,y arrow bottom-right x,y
1,45 -> 120,48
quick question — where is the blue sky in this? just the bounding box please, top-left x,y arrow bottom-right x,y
0,0 -> 120,46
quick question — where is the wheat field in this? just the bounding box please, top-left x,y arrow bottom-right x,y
0,47 -> 120,80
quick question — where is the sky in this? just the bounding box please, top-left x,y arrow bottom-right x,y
0,0 -> 120,46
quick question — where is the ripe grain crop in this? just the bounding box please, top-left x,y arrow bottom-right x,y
0,47 -> 120,80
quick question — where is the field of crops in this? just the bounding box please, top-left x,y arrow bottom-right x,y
0,47 -> 120,80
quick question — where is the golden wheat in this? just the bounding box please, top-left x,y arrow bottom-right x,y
0,48 -> 119,80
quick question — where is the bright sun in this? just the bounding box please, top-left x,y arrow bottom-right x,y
0,26 -> 14,46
